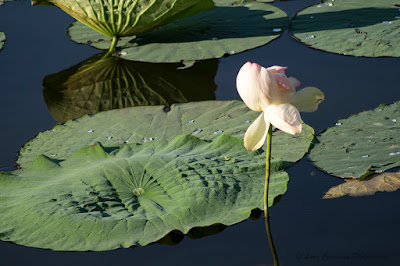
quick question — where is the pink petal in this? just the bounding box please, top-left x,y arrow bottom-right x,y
267,65 -> 288,75
244,112 -> 269,151
288,77 -> 301,90
264,104 -> 302,135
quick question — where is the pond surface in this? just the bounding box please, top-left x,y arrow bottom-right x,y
1,0 -> 400,265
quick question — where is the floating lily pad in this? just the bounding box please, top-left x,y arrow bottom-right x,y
1,134 -> 289,251
43,53 -> 217,123
68,0 -> 289,62
323,172 -> 400,199
309,101 -> 400,179
33,0 -> 214,38
0,32 -> 5,50
17,101 -> 314,168
290,0 -> 400,57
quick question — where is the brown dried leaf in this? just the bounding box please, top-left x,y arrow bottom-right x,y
323,172 -> 400,199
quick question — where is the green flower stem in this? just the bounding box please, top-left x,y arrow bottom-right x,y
264,124 -> 279,266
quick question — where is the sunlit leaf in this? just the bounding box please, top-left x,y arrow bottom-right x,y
43,53 -> 217,122
17,101 -> 314,168
290,0 -> 400,57
323,172 -> 400,199
309,101 -> 400,179
1,134 -> 289,251
68,0 -> 289,62
32,0 -> 214,37
0,32 -> 5,50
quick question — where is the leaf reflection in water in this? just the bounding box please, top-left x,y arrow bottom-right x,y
43,53 -> 217,122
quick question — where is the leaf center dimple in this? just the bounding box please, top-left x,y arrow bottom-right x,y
133,188 -> 145,196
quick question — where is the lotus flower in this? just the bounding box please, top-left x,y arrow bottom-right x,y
236,62 -> 324,151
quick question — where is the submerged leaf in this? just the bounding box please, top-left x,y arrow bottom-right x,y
43,53 -> 217,122
309,101 -> 400,179
323,172 -> 400,199
33,0 -> 214,37
17,101 -> 314,168
290,0 -> 400,57
68,0 -> 289,62
0,134 -> 289,251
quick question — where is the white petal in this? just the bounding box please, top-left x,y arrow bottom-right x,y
236,62 -> 264,111
291,87 -> 325,112
244,112 -> 269,151
264,104 -> 302,135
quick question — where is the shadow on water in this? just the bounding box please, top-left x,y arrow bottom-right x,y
43,53 -> 218,123
156,209 -> 262,246
291,7 -> 400,33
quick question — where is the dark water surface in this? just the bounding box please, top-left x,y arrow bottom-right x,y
1,0 -> 400,265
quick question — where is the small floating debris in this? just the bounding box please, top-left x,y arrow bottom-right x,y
212,37 -> 218,40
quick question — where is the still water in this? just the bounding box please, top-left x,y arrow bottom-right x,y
0,0 -> 399,265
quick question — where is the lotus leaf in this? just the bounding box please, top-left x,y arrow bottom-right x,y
309,101 -> 400,179
0,32 -> 5,50
42,53 -> 217,122
290,0 -> 400,57
1,134 -> 289,251
32,0 -> 214,40
68,0 -> 289,62
17,101 -> 314,168
323,172 -> 400,199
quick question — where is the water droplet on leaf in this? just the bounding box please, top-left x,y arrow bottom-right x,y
317,3 -> 333,7
214,130 -> 223,134
88,130 -> 94,133
305,35 -> 315,39
192,128 -> 202,134
361,155 -> 369,158
189,120 -> 195,123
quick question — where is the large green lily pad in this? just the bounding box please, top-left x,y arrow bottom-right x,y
17,101 -> 314,168
68,0 -> 289,62
290,0 -> 400,57
309,101 -> 400,179
1,134 -> 289,251
33,0 -> 214,38
43,53 -> 217,123
0,32 -> 5,50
